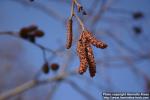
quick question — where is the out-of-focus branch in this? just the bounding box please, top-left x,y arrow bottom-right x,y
87,0 -> 101,19
105,31 -> 141,54
91,0 -> 113,30
0,80 -> 37,100
46,82 -> 61,100
0,70 -> 77,100
0,31 -> 59,56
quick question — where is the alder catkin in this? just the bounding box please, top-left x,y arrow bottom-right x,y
85,43 -> 96,77
77,40 -> 88,74
90,36 -> 107,49
66,18 -> 73,49
83,30 -> 107,49
76,29 -> 107,77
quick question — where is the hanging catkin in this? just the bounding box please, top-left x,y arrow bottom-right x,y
66,18 -> 73,49
76,30 -> 107,77
77,38 -> 88,74
85,43 -> 96,77
83,30 -> 107,49
66,0 -> 108,77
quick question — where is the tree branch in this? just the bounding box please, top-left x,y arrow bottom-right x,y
0,70 -> 77,100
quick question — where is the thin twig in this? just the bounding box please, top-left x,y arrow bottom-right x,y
0,32 -> 57,55
74,0 -> 81,7
74,14 -> 85,30
70,0 -> 75,18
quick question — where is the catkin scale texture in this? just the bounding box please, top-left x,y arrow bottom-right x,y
77,40 -> 88,74
66,19 -> 73,49
86,43 -> 96,77
76,30 -> 108,77
83,30 -> 107,49
90,36 -> 107,49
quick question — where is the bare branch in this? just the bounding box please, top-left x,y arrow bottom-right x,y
0,70 -> 77,100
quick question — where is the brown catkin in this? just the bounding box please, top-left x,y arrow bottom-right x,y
76,29 -> 107,77
66,18 -> 73,49
83,30 -> 107,49
90,36 -> 107,49
85,43 -> 96,77
77,39 -> 88,74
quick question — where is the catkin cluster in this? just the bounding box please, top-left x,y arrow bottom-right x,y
76,30 -> 107,77
65,19 -> 107,78
65,0 -> 108,77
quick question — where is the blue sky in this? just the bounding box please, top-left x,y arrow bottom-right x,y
0,0 -> 150,100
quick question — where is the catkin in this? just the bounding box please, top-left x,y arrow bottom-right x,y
66,18 -> 73,49
85,43 -> 96,77
83,30 -> 107,49
90,36 -> 107,49
77,39 -> 88,74
76,29 -> 107,77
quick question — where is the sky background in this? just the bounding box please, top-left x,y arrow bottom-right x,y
0,0 -> 150,100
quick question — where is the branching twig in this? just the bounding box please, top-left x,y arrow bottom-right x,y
0,32 -> 58,55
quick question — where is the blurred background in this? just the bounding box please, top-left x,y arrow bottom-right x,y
0,0 -> 150,100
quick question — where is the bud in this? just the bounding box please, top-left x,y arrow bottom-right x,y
133,11 -> 143,20
77,6 -> 83,12
28,25 -> 38,31
19,27 -> 30,39
28,35 -> 36,43
133,26 -> 142,35
82,11 -> 87,15
34,30 -> 44,37
50,63 -> 59,71
42,62 -> 50,74
30,0 -> 34,2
